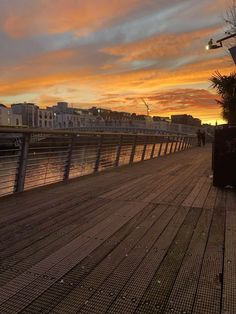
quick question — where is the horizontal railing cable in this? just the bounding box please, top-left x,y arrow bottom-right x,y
0,129 -> 197,197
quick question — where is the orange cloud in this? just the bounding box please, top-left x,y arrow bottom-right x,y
0,0 -> 233,125
102,26 -> 221,62
95,88 -> 222,123
2,0 -> 147,38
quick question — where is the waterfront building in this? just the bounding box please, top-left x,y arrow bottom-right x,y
51,103 -> 96,129
0,104 -> 22,127
171,114 -> 201,127
11,103 -> 38,127
38,108 -> 54,128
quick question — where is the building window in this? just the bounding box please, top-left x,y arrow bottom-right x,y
16,118 -> 19,126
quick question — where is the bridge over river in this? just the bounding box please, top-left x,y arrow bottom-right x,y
0,145 -> 235,313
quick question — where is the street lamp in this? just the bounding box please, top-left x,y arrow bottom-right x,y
206,33 -> 236,50
205,38 -> 222,50
206,33 -> 236,64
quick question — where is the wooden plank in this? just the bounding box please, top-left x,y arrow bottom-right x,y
99,175 -> 151,199
221,190 -> 236,314
182,177 -> 207,207
49,204 -> 171,313
106,205 -> 191,314
0,198 -> 123,286
162,207 -> 214,313
0,200 -> 149,312
192,178 -> 211,208
192,190 -> 226,314
135,206 -> 202,313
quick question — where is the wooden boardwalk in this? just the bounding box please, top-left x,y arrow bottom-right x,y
0,145 -> 235,314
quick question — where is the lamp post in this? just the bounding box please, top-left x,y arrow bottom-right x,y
206,33 -> 236,50
206,33 -> 236,64
205,38 -> 222,50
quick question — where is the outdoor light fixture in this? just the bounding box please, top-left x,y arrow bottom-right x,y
206,33 -> 236,50
205,39 -> 222,50
206,33 -> 236,64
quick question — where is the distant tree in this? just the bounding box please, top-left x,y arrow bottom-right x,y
210,71 -> 236,123
225,1 -> 236,33
223,0 -> 236,48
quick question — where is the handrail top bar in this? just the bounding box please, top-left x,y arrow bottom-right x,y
0,127 -> 196,137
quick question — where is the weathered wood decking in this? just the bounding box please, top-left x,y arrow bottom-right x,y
0,145 -> 235,314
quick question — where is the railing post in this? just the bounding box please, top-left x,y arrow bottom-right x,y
150,137 -> 156,159
158,139 -> 163,157
129,135 -> 137,164
63,134 -> 75,181
164,136 -> 169,155
184,137 -> 189,149
94,134 -> 103,172
186,137 -> 191,149
180,137 -> 185,150
141,136 -> 148,161
14,133 -> 30,193
169,136 -> 175,154
115,134 -> 122,167
177,137 -> 182,151
174,136 -> 179,153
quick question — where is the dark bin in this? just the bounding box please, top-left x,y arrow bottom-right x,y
213,124 -> 236,187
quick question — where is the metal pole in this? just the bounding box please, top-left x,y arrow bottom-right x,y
94,134 -> 103,172
169,136 -> 175,154
184,137 -> 189,149
141,136 -> 148,161
129,135 -> 137,164
14,133 -> 30,193
187,137 -> 191,148
63,134 -> 75,180
150,137 -> 156,159
180,137 -> 185,150
185,137 -> 189,149
174,136 -> 179,153
158,139 -> 163,157
115,134 -> 123,167
177,137 -> 182,151
164,136 -> 169,155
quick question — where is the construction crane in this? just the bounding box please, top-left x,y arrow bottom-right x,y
142,98 -> 151,116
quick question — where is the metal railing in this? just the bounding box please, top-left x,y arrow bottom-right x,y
0,128 -> 197,197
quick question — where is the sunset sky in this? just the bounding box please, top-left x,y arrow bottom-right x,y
0,0 -> 235,124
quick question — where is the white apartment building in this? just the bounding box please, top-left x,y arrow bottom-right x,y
54,112 -> 83,129
0,105 -> 22,127
53,112 -> 96,129
38,108 -> 54,128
